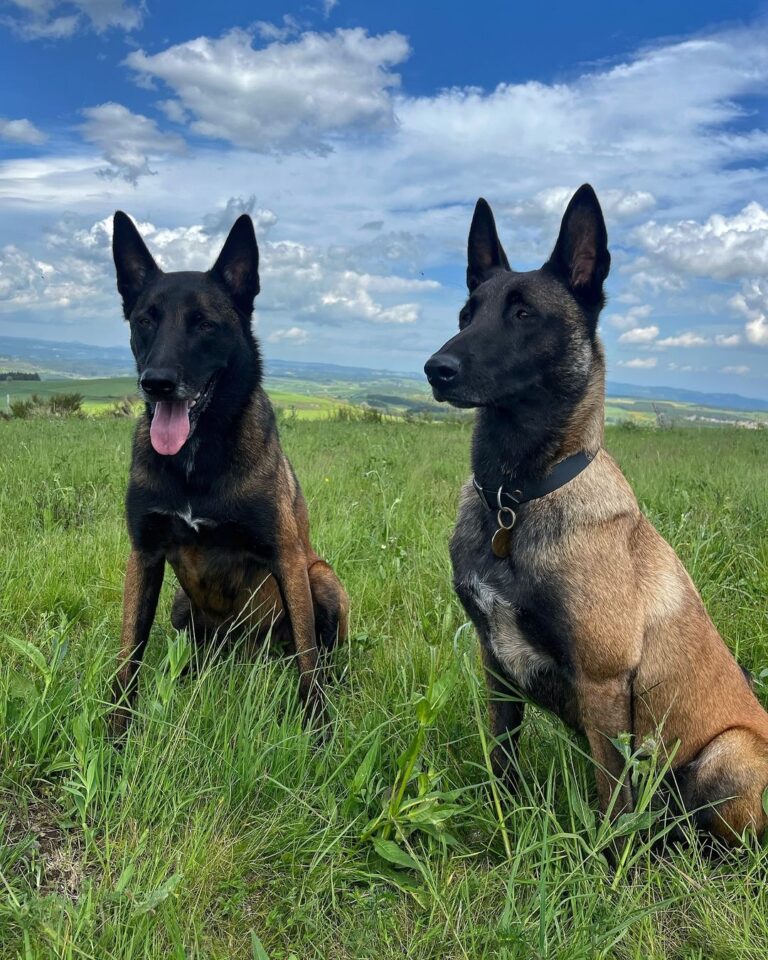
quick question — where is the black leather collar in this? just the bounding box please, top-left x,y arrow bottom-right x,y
472,450 -> 597,511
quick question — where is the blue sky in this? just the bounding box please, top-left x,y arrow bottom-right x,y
2,1 -> 768,397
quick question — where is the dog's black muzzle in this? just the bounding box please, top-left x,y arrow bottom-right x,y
139,366 -> 181,403
424,351 -> 462,401
138,366 -> 216,416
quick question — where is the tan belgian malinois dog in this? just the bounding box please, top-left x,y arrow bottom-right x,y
110,211 -> 348,733
425,184 -> 768,845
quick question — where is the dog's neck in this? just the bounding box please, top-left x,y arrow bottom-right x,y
471,357 -> 605,491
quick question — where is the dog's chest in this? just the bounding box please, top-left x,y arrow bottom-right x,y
132,487 -> 276,560
450,495 -> 571,692
161,502 -> 217,534
455,568 -> 554,687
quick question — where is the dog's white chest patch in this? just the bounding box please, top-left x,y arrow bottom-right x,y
461,572 -> 553,685
177,503 -> 216,533
155,504 -> 216,533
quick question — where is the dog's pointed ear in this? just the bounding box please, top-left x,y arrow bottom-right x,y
547,184 -> 610,303
210,214 -> 260,314
112,211 -> 160,315
467,198 -> 510,292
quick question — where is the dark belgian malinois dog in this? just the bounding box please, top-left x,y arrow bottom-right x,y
425,185 -> 768,844
110,211 -> 349,733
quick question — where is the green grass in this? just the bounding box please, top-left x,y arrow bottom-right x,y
0,376 -> 139,413
0,378 -> 370,420
1,418 -> 768,959
7,374 -> 767,426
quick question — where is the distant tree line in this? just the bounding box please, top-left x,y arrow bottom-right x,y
0,371 -> 41,381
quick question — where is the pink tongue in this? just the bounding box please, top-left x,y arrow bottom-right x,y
150,401 -> 191,456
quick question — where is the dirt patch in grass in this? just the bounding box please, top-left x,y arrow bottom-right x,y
3,796 -> 94,900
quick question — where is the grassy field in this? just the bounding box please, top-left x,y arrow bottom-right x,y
0,378 -> 345,420
0,374 -> 433,421
1,418 -> 767,958
4,375 -> 768,426
0,377 -> 140,413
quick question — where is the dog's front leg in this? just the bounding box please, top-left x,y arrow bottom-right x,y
110,549 -> 165,737
481,644 -> 525,791
276,550 -> 325,727
579,673 -> 635,821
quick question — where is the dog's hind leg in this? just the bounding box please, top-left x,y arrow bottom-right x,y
308,559 -> 349,652
170,585 -> 225,674
671,728 -> 768,845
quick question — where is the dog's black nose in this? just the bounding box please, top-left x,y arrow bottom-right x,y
140,368 -> 178,397
424,353 -> 461,386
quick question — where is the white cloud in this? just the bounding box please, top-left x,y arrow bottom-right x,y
5,0 -> 141,38
3,22 -> 768,380
388,28 -> 768,229
0,204 -> 441,342
0,242 -> 104,311
721,365 -> 750,375
67,0 -> 141,30
254,16 -> 301,42
618,357 -> 658,369
618,324 -> 659,343
80,103 -> 186,183
512,187 -> 655,222
157,100 -> 189,125
656,331 -> 710,347
747,319 -> 768,345
320,272 -> 421,324
202,195 -> 278,238
730,279 -> 768,346
634,202 -> 768,281
0,117 -> 46,145
45,202 -> 277,275
268,326 -> 309,344
626,264 -> 687,294
715,333 -> 741,346
606,304 -> 652,330
0,245 -> 53,305
125,28 -> 410,154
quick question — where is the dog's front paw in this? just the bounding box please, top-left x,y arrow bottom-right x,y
490,744 -> 519,794
302,682 -> 331,738
108,704 -> 132,744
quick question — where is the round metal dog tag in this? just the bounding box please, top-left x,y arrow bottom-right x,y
491,526 -> 512,558
491,506 -> 516,558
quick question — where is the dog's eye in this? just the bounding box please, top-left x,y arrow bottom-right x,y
459,307 -> 472,329
191,312 -> 214,332
137,304 -> 159,327
515,308 -> 530,320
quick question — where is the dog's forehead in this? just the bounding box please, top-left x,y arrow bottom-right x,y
473,269 -> 580,319
144,272 -> 227,312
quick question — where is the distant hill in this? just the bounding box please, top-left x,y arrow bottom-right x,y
606,380 -> 768,413
0,335 -> 135,378
1,334 -> 766,414
265,357 -> 422,383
